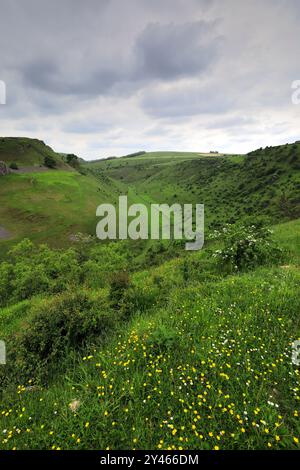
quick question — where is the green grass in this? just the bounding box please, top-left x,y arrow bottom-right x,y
0,170 -> 121,255
86,143 -> 300,229
273,218 -> 300,264
1,263 -> 300,450
1,218 -> 300,450
0,137 -> 67,168
0,141 -> 300,450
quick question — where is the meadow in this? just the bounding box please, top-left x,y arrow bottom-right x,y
0,139 -> 300,450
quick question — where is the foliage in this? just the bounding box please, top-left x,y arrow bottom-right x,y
83,244 -> 129,288
6,290 -> 115,382
66,153 -> 80,169
109,271 -> 131,308
146,323 -> 178,351
0,240 -> 80,306
44,154 -> 57,168
121,284 -> 159,315
9,162 -> 18,170
213,223 -> 283,271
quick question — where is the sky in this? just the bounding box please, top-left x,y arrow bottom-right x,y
0,0 -> 299,159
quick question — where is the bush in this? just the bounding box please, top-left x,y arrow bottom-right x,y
83,244 -> 129,288
146,324 -> 178,351
213,223 -> 283,272
0,262 -> 13,306
109,271 -> 131,308
9,290 -> 116,381
9,162 -> 18,170
44,155 -> 56,168
1,240 -> 81,304
66,153 -> 80,169
121,284 -> 159,315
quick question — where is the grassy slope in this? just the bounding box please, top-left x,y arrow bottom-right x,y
1,142 -> 299,255
87,144 -> 300,228
1,218 -> 300,450
1,142 -> 300,450
0,170 -> 121,256
0,137 -> 70,168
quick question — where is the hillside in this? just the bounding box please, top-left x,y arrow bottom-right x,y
1,141 -> 299,257
0,139 -> 300,450
0,217 -> 300,450
0,138 -> 122,255
87,143 -> 300,228
0,137 -> 69,169
0,171 -> 123,256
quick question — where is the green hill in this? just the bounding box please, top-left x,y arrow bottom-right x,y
0,137 -> 70,169
1,141 -> 299,256
0,217 -> 300,450
0,138 -> 123,255
0,170 -> 122,256
87,143 -> 300,227
1,139 -> 300,450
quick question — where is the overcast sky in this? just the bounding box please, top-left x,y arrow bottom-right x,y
0,0 -> 299,159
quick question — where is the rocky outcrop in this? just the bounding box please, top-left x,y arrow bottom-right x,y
0,161 -> 10,176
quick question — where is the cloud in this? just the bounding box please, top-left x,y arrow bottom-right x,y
141,80 -> 235,118
20,19 -> 220,98
134,20 -> 221,81
0,0 -> 299,157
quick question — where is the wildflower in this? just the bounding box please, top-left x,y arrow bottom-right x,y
69,399 -> 80,413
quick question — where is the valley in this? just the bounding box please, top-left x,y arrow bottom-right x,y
0,138 -> 300,450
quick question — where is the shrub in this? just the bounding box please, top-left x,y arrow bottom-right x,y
1,240 -> 81,305
213,223 -> 283,272
9,290 -> 115,381
66,153 -> 80,169
180,259 -> 189,282
9,162 -> 18,170
83,244 -> 128,288
121,284 -> 159,315
0,262 -> 13,306
109,271 -> 131,307
146,324 -> 178,351
44,155 -> 56,168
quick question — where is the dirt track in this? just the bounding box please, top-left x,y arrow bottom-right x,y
10,166 -> 50,174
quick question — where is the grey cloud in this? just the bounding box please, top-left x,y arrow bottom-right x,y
141,82 -> 235,118
134,20 -> 221,81
0,0 -> 299,157
62,119 -> 112,134
21,19 -> 220,98
22,58 -> 124,96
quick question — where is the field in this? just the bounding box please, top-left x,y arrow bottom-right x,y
0,138 -> 300,450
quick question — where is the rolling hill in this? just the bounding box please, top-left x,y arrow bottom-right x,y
1,137 -> 300,450
1,139 -> 300,256
0,137 -> 69,169
0,138 -> 122,255
86,143 -> 300,228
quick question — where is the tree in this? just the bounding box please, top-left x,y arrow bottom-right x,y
44,155 -> 56,168
66,153 -> 80,169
